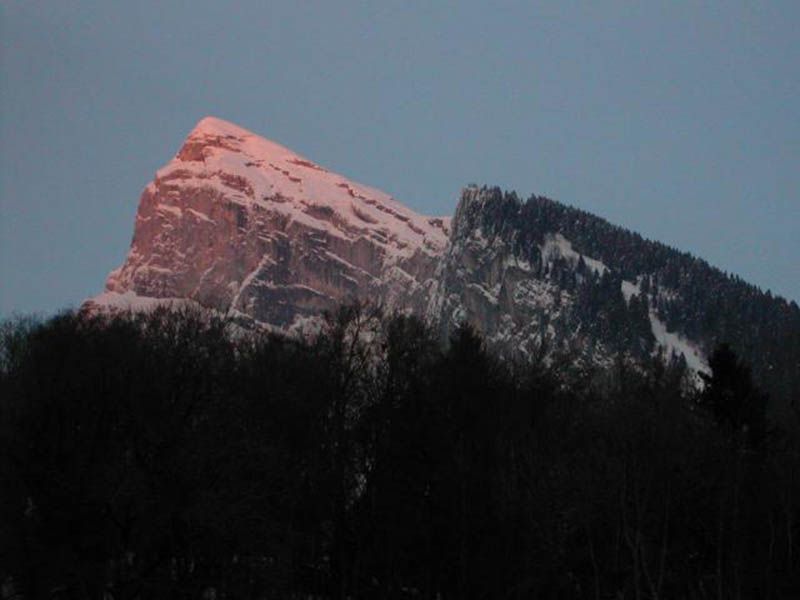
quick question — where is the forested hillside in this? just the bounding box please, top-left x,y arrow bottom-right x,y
450,186 -> 800,414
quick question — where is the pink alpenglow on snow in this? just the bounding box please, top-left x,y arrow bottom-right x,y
88,117 -> 450,329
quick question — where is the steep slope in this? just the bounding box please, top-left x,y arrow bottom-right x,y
88,117 -> 450,329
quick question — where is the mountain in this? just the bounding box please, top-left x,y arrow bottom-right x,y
87,117 -> 800,411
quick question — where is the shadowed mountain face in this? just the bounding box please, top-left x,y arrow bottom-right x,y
88,117 -> 800,409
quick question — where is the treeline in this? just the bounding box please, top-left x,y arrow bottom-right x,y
1,306 -> 799,599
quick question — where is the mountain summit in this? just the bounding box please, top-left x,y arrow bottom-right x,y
91,116 -> 449,330
88,117 -> 800,409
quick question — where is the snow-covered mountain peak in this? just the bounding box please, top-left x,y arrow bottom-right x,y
189,115 -> 257,137
93,118 -> 451,328
178,116 -> 314,167
157,116 -> 450,257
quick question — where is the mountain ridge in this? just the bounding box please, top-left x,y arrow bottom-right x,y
86,117 -> 800,411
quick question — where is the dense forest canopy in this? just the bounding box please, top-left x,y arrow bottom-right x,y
1,306 -> 799,599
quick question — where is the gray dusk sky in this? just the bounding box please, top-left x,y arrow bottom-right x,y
1,1 -> 798,314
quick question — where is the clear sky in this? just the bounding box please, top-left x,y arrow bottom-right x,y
1,1 -> 798,315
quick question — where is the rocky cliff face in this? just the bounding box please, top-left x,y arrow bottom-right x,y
89,117 -> 449,330
427,187 -> 677,371
427,187 -> 580,362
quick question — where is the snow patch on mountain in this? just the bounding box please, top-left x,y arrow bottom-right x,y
621,280 -> 641,302
84,291 -> 195,313
649,311 -> 708,375
541,233 -> 609,275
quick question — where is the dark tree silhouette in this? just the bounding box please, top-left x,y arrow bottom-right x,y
699,343 -> 768,447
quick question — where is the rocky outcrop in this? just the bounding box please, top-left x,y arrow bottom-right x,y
91,117 -> 449,330
427,188 -> 561,359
